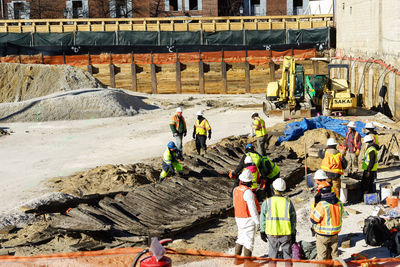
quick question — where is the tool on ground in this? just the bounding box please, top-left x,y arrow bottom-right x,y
132,238 -> 172,267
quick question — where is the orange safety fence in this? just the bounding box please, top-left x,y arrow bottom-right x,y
1,246 -> 399,266
152,53 -> 177,65
65,54 -> 89,66
178,52 -> 200,63
294,48 -> 316,60
223,50 -> 246,63
43,55 -> 65,65
202,51 -> 223,63
247,50 -> 270,65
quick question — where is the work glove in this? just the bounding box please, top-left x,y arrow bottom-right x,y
260,232 -> 268,243
173,133 -> 178,137
228,170 -> 236,179
193,132 -> 196,139
183,131 -> 187,137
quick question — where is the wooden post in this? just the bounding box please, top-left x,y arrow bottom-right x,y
41,53 -> 44,64
63,52 -> 66,64
269,61 -> 276,82
176,50 -> 182,94
131,52 -> 137,91
312,60 -> 319,75
151,52 -> 157,94
245,49 -> 250,93
87,52 -> 93,75
221,49 -> 228,94
199,50 -> 205,94
110,53 -> 116,88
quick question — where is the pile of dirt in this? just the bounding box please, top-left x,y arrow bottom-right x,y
0,88 -> 159,122
46,163 -> 159,197
0,63 -> 104,103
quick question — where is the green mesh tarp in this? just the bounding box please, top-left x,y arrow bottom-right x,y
118,31 -> 158,45
287,27 -> 330,46
245,30 -> 286,46
0,33 -> 31,46
33,33 -> 73,46
204,31 -> 243,45
160,31 -> 201,45
75,31 -> 116,46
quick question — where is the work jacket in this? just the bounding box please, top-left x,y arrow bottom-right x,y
260,156 -> 280,179
252,117 -> 267,137
163,148 -> 178,165
170,114 -> 187,134
233,185 -> 260,218
194,117 -> 211,136
320,148 -> 344,175
368,131 -> 379,146
362,144 -> 378,171
310,192 -> 343,236
260,195 -> 296,236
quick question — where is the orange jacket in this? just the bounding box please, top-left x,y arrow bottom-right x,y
233,185 -> 260,218
321,151 -> 344,175
310,199 -> 343,235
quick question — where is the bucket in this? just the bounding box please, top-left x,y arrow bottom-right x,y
381,185 -> 393,201
387,196 -> 399,208
340,188 -> 348,203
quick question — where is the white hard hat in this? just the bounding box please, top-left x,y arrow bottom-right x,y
176,107 -> 183,113
347,121 -> 356,128
365,122 -> 375,129
244,156 -> 253,164
272,178 -> 286,192
314,169 -> 328,180
326,138 -> 337,146
239,169 -> 253,183
251,112 -> 258,117
196,110 -> 204,116
364,135 -> 374,143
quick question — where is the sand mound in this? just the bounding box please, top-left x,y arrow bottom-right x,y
0,63 -> 104,103
0,88 -> 159,122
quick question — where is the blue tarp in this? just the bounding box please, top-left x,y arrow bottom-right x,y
276,116 -> 366,146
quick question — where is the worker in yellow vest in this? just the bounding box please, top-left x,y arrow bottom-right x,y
259,178 -> 296,259
233,169 -> 260,257
192,110 -> 211,155
159,141 -> 183,181
318,138 -> 347,198
310,183 -> 344,260
169,107 -> 187,159
259,155 -> 280,197
361,135 -> 379,194
365,122 -> 379,146
251,112 -> 268,156
230,143 -> 262,179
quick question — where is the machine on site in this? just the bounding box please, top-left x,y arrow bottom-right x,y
263,56 -> 357,120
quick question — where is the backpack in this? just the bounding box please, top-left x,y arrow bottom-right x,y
291,242 -> 305,260
363,216 -> 390,246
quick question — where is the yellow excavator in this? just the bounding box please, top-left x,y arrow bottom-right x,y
263,56 -> 357,120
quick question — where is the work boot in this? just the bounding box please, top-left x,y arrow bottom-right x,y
243,248 -> 252,257
235,244 -> 243,255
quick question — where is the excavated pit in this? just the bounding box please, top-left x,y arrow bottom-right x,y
0,136 -> 305,256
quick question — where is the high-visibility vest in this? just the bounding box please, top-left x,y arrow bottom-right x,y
233,185 -> 260,218
370,133 -> 379,145
244,165 -> 260,190
169,114 -> 186,132
362,146 -> 378,171
195,119 -> 211,136
261,156 -> 280,179
321,151 -> 344,175
252,118 -> 267,137
265,196 -> 292,236
246,152 -> 261,167
163,148 -> 176,165
311,200 -> 343,235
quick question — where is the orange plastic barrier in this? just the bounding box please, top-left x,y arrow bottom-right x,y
111,54 -> 132,64
223,50 -> 246,63
178,52 -> 200,63
202,51 -> 223,63
65,55 -> 89,66
247,50 -> 270,65
133,53 -> 152,64
294,48 -> 316,60
0,56 -> 19,63
153,53 -> 176,65
20,55 -> 42,64
90,54 -> 111,64
43,55 -> 65,65
271,49 -> 292,61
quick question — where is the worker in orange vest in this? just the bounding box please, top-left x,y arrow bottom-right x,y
233,169 -> 260,257
169,107 -> 187,159
310,183 -> 344,260
318,138 -> 347,198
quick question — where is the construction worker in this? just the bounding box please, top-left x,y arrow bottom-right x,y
259,155 -> 280,197
344,121 -> 361,177
230,143 -> 262,179
260,178 -> 296,259
310,183 -> 344,260
169,107 -> 187,159
251,112 -> 268,156
233,169 -> 260,257
159,141 -> 183,181
312,170 -> 332,207
318,138 -> 347,198
361,135 -> 379,194
192,110 -> 211,155
365,122 -> 379,146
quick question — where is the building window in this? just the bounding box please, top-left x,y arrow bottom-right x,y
13,2 -> 24,19
7,1 -> 30,19
189,0 -> 197,10
72,0 -> 83,18
170,0 -> 178,11
116,0 -> 127,17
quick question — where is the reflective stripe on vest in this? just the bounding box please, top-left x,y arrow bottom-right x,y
362,146 -> 378,171
244,165 -> 260,190
195,119 -> 210,136
321,152 -> 344,175
252,118 -> 267,137
371,133 -> 379,145
247,152 -> 261,167
312,201 -> 343,235
233,185 -> 252,218
262,156 -> 280,179
170,114 -> 186,132
265,196 -> 292,236
163,148 -> 174,165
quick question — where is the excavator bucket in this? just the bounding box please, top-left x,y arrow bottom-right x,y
263,102 -> 311,120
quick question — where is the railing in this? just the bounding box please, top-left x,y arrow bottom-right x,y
0,15 -> 334,33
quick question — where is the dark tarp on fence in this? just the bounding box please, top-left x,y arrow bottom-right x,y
33,32 -> 74,46
75,31 -> 116,46
0,33 -> 31,46
245,30 -> 286,46
204,31 -> 243,45
118,31 -> 158,45
160,31 -> 201,45
287,27 -> 333,48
